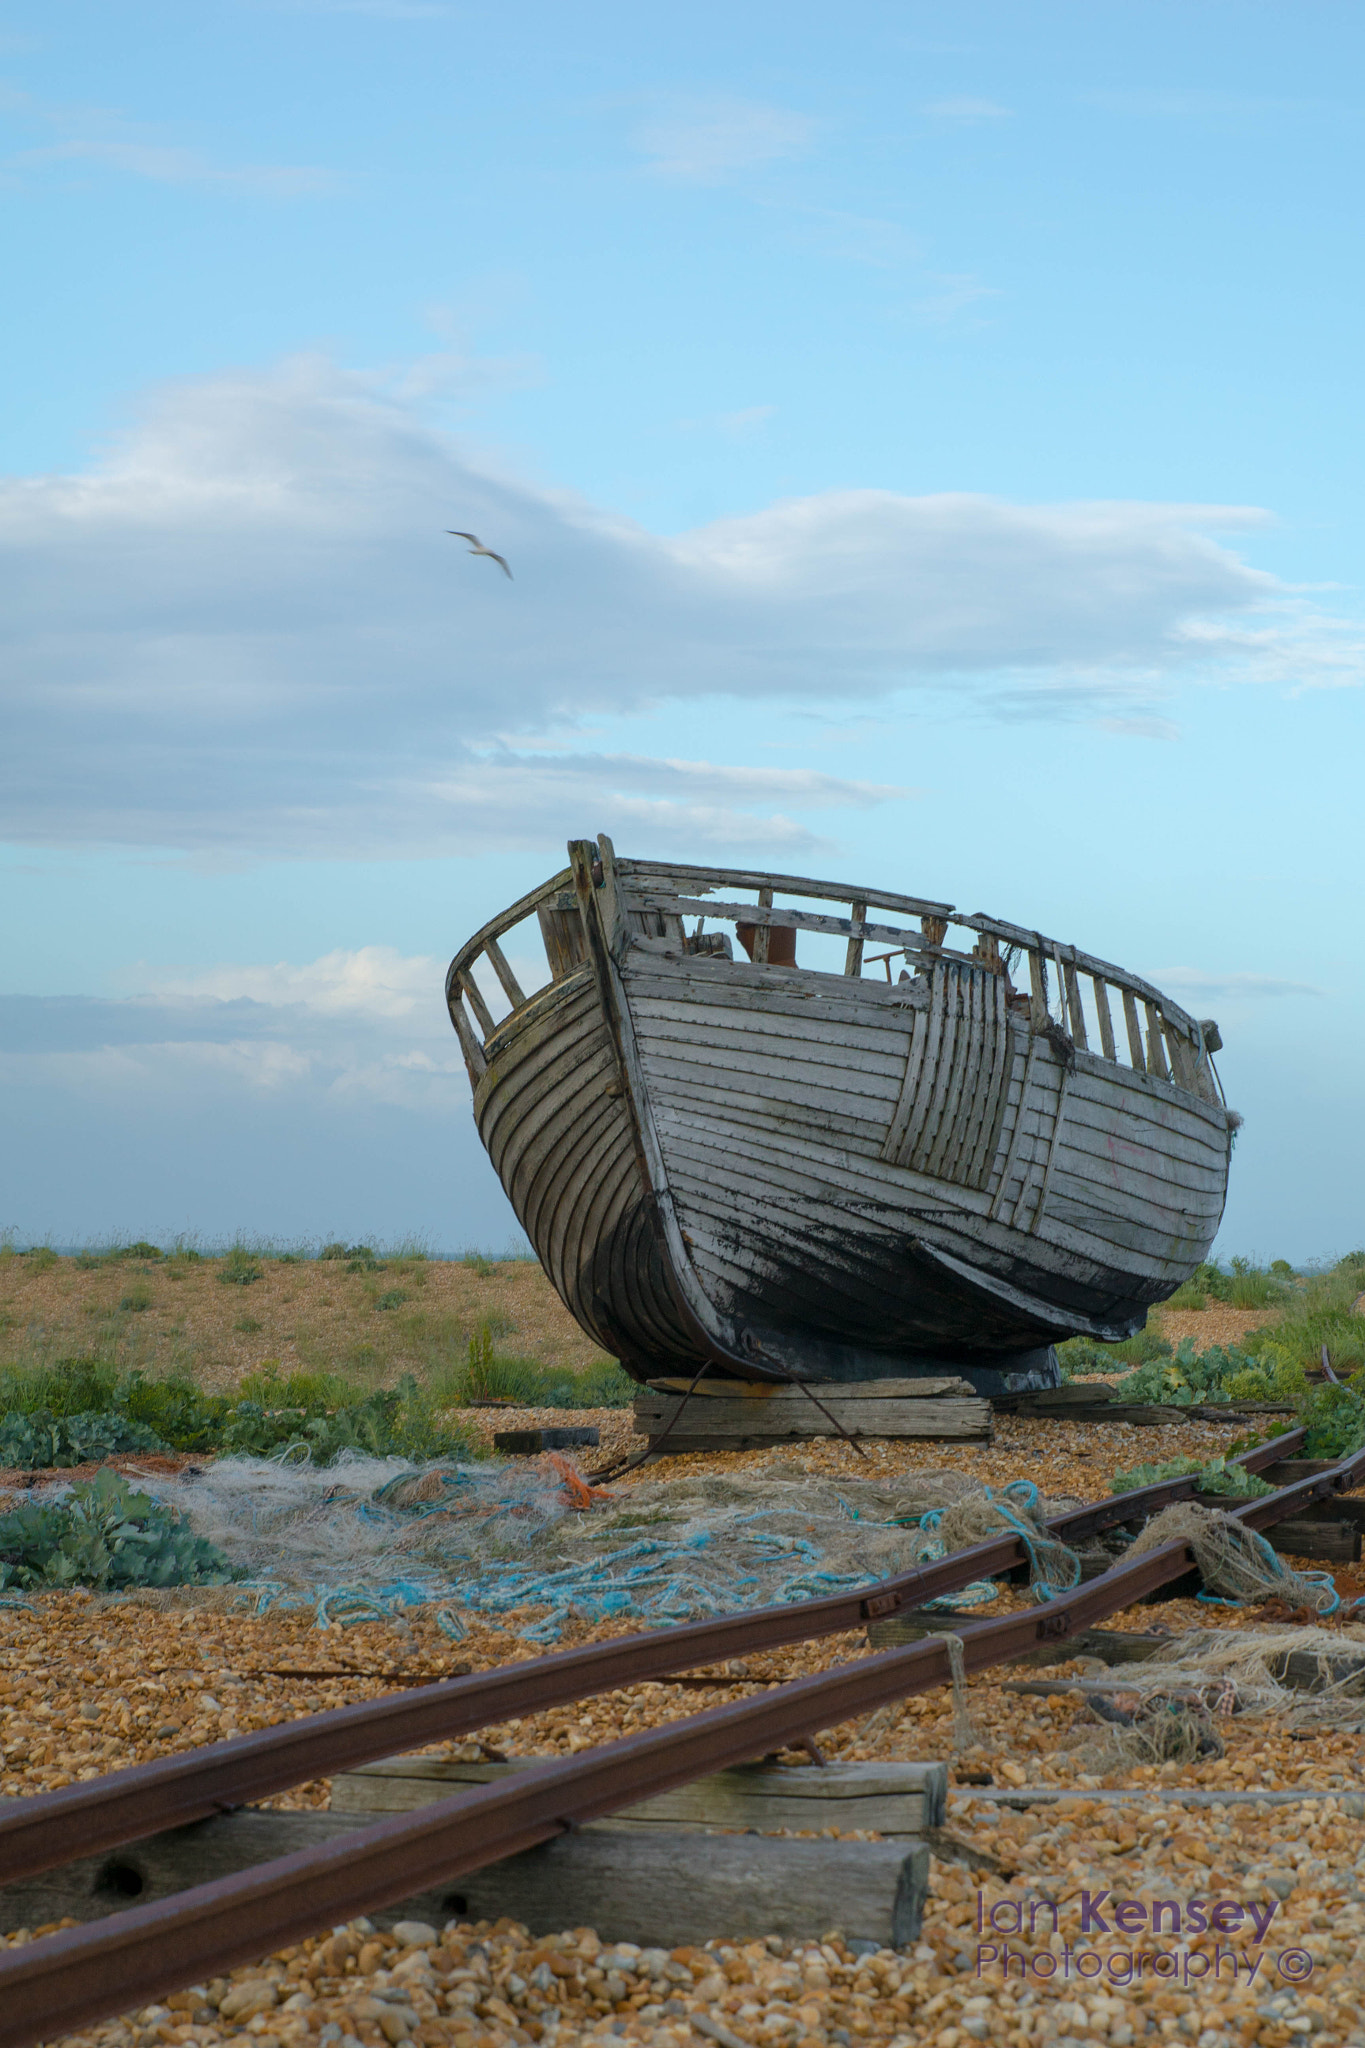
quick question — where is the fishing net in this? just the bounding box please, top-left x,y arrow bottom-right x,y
87,1454 -> 1083,1640
918,1480 -> 1083,1603
1059,1621 -> 1365,1770
1127,1501 -> 1341,1615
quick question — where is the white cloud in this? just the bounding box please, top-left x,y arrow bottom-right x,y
0,82 -> 334,198
1148,970 -> 1324,1002
0,949 -> 470,1112
908,273 -> 1002,325
631,96 -> 816,183
8,138 -> 334,196
0,354 -> 1357,859
140,946 -> 441,1021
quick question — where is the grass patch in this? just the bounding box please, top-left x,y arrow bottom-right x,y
218,1247 -> 262,1287
0,1354 -> 484,1470
432,1323 -> 636,1410
1165,1256 -> 1296,1313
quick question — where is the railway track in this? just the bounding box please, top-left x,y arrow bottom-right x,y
0,1424 -> 1308,1889
4,1424 -> 1363,2048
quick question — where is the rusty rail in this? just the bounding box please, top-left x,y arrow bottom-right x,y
0,1429 -> 1305,1890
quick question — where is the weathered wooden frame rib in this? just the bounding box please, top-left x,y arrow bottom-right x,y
3,1428 -> 1350,2048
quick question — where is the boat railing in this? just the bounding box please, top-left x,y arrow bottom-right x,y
446,846 -> 1223,1105
445,866 -> 576,1083
619,859 -> 1221,1103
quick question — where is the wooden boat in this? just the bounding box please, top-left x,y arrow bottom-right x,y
446,837 -> 1234,1396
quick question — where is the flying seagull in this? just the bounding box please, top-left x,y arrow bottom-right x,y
447,530 -> 512,579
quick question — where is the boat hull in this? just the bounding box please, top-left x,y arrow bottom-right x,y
470,921 -> 1230,1388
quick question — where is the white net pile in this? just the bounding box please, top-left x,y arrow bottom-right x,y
121,1455 -> 1080,1640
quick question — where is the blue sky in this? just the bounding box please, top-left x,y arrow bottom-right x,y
2,1 -> 1362,1261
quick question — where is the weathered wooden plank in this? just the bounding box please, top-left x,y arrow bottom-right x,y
645,1375 -> 973,1401
483,935 -> 527,1011
963,974 -> 1009,1189
432,1832 -> 933,1950
646,1067 -> 892,1145
1027,948 -> 1050,1033
489,1038 -> 616,1190
652,1081 -> 889,1159
661,1125 -> 991,1234
1122,988 -> 1146,1072
639,896 -> 940,953
628,960 -> 932,1029
636,1394 -> 992,1441
448,994 -> 487,1083
845,899 -> 867,978
617,857 -> 955,920
0,1804 -> 930,1951
1044,1194 -> 1209,1266
1263,1519 -> 1360,1564
1093,977 -> 1117,1062
1046,1175 -> 1215,1246
631,987 -> 921,1062
1050,1147 -> 1225,1222
665,1109 -> 1170,1298
1054,1111 -> 1230,1193
333,1756 -> 949,1835
637,1031 -> 907,1102
1052,1154 -> 1225,1229
925,969 -> 980,1182
458,967 -> 498,1040
1064,1062 -> 1231,1150
1061,952 -> 1089,1052
1144,1002 -> 1170,1081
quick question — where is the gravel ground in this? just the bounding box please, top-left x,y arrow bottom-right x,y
8,1799 -> 1363,2048
4,1406 -> 1364,2046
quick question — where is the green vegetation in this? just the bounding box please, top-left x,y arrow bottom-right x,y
1060,1251 -> 1365,1459
1057,1325 -> 1173,1379
0,1408 -> 165,1469
1166,1256 -> 1296,1312
1296,1380 -> 1365,1461
0,1470 -> 235,1592
1241,1251 -> 1365,1383
217,1247 -> 262,1287
1108,1454 -> 1275,1499
435,1323 -> 635,1410
0,1356 -> 483,1470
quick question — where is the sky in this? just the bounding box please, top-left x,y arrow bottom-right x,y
1,1 -> 1362,1262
